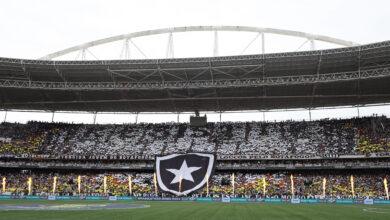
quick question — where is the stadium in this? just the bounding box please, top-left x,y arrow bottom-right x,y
1,1 -> 390,220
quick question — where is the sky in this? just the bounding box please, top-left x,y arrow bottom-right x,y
0,0 -> 389,123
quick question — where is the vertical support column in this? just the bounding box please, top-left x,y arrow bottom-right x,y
3,111 -> 7,123
177,112 -> 180,123
357,107 -> 360,118
121,39 -> 131,59
81,49 -> 87,60
51,111 -> 55,123
166,33 -> 174,58
261,33 -> 265,54
219,111 -> 222,122
309,109 -> 312,121
93,112 -> 97,124
357,46 -> 362,109
213,31 -> 219,57
317,50 -> 322,79
135,113 -> 139,124
310,40 -> 315,51
126,39 -> 131,59
262,111 -> 265,122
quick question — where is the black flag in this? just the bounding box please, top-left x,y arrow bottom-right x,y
155,153 -> 215,196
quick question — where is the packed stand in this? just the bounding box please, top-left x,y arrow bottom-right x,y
0,116 -> 389,157
0,170 -> 388,199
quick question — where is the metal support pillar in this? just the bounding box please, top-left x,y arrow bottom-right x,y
130,39 -> 148,59
51,111 -> 55,123
121,39 -> 131,59
261,33 -> 265,54
357,46 -> 362,109
219,111 -> 222,122
81,49 -> 87,60
3,111 -> 7,122
240,33 -> 260,55
213,31 -> 219,57
310,40 -> 316,51
93,112 -> 97,124
309,109 -> 312,121
166,33 -> 174,58
177,113 -> 180,123
357,107 -> 360,118
135,113 -> 138,124
125,39 -> 131,59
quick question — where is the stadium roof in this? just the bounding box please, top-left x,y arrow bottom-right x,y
0,41 -> 389,112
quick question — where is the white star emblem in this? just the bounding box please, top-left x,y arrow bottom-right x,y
166,160 -> 201,184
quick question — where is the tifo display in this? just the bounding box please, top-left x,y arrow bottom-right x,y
0,117 -> 389,157
0,116 -> 389,201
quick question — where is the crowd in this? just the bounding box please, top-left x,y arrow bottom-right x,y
0,116 -> 389,157
0,159 -> 154,169
0,117 -> 388,200
0,170 -> 388,199
0,158 -> 388,170
215,159 -> 390,169
0,171 -> 153,197
208,171 -> 389,199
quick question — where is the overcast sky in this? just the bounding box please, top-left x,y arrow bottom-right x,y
0,0 -> 389,123
1,0 -> 390,59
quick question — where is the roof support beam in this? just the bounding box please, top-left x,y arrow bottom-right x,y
129,39 -> 148,59
208,61 -> 214,83
261,51 -> 266,99
310,39 -> 316,51
190,69 -> 209,81
158,60 -> 177,111
295,39 -> 310,51
106,67 -> 116,83
109,69 -> 139,82
0,67 -> 389,90
160,69 -> 186,81
310,50 -> 323,108
213,31 -> 219,57
238,65 -> 263,78
212,67 -> 238,79
20,60 -> 31,81
209,58 -> 221,111
166,33 -> 174,59
5,94 -> 390,106
357,46 -> 362,104
120,39 -> 131,59
261,33 -> 265,54
240,33 -> 260,55
138,70 -> 158,82
39,26 -> 359,60
53,63 -> 66,82
90,63 -> 268,73
166,89 -> 177,112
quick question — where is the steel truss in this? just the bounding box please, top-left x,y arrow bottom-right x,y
39,26 -> 360,60
0,40 -> 388,66
0,67 -> 389,90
